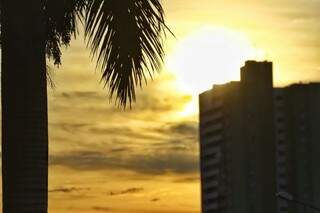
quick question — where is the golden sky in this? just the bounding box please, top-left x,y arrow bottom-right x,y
2,0 -> 320,212
48,0 -> 319,212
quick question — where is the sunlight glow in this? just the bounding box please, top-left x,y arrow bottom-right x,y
178,98 -> 198,117
166,26 -> 264,96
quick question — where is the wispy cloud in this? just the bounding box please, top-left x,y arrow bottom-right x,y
49,186 -> 91,193
151,198 -> 160,202
50,150 -> 198,175
108,187 -> 144,196
92,206 -> 111,212
173,175 -> 200,183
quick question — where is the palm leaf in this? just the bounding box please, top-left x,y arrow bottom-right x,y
45,0 -> 86,65
84,0 -> 167,107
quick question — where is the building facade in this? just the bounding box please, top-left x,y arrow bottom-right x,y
199,60 -> 320,213
199,61 -> 277,213
274,84 -> 320,213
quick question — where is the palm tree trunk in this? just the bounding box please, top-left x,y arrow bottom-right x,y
1,0 -> 48,212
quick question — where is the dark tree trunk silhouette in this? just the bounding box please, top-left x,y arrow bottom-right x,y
1,0 -> 48,212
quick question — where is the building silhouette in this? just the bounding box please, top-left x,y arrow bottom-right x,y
274,84 -> 320,213
199,61 -> 277,213
199,61 -> 320,213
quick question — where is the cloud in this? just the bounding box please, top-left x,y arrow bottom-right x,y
87,126 -> 164,142
109,147 -> 132,153
92,206 -> 111,212
49,186 -> 91,193
50,150 -> 198,175
50,122 -> 92,133
151,198 -> 160,202
173,175 -> 200,183
52,120 -> 198,143
130,93 -> 192,113
59,91 -> 102,100
108,187 -> 144,196
157,122 -> 198,142
129,209 -> 198,213
50,117 -> 199,156
51,88 -> 191,116
168,122 -> 198,136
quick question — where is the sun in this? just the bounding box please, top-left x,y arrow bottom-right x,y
166,26 -> 263,96
165,26 -> 265,117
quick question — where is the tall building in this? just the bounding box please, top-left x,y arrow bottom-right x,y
199,61 -> 277,213
274,84 -> 320,213
199,60 -> 320,213
274,88 -> 290,213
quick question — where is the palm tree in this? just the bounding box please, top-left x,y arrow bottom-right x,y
1,0 -> 168,212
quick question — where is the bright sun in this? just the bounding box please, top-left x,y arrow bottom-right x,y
166,27 -> 264,96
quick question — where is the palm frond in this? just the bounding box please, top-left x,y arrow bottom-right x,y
44,0 -> 86,65
84,0 -> 167,107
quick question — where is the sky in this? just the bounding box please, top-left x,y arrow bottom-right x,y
2,0 -> 320,212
